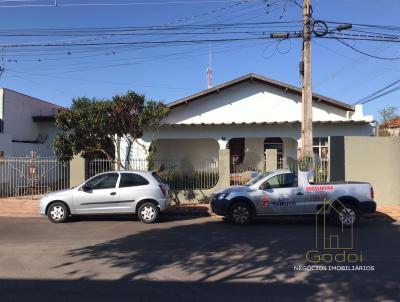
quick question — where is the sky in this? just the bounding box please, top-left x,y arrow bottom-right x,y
0,0 -> 400,120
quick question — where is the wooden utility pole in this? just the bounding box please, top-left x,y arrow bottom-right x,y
300,0 -> 313,158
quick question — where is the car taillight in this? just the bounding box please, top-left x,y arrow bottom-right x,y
370,186 -> 374,199
159,184 -> 167,197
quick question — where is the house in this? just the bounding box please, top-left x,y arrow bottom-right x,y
119,73 -> 373,182
0,88 -> 65,157
379,117 -> 400,137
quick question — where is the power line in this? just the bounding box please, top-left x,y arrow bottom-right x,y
322,33 -> 400,60
0,0 -> 260,8
360,85 -> 400,104
355,79 -> 400,104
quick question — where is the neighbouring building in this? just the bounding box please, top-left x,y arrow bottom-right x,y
379,117 -> 400,137
118,73 -> 374,182
0,88 -> 65,157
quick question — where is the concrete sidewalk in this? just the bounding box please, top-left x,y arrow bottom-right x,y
0,198 -> 399,221
0,198 -> 40,217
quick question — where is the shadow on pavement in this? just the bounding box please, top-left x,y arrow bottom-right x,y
2,215 -> 399,301
66,211 -> 210,223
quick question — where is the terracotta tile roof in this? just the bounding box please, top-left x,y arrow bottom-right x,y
381,117 -> 400,128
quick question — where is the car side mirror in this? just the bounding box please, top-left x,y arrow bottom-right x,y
82,184 -> 91,192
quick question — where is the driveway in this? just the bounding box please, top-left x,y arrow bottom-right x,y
0,214 -> 399,302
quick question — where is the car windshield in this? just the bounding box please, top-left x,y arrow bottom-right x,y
245,172 -> 274,186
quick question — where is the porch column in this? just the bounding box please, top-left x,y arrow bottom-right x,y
217,139 -> 230,188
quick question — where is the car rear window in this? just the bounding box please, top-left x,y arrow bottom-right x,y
119,173 -> 149,188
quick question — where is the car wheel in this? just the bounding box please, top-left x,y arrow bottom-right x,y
47,202 -> 69,223
138,202 -> 160,224
335,204 -> 359,227
229,202 -> 252,225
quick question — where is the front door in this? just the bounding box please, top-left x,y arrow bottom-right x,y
256,173 -> 305,215
73,172 -> 120,214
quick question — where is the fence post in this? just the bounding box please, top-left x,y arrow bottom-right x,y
218,149 -> 230,188
265,149 -> 278,172
70,154 -> 86,187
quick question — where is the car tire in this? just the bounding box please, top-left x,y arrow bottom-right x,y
138,202 -> 160,224
229,202 -> 252,225
334,203 -> 359,227
47,202 -> 69,223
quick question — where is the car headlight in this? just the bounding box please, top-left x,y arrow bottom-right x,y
217,193 -> 229,200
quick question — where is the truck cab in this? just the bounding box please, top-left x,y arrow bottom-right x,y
211,169 -> 376,226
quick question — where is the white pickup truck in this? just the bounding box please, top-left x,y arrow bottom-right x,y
211,169 -> 376,226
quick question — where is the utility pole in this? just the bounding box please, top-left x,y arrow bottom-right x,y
300,0 -> 313,159
270,2 -> 352,159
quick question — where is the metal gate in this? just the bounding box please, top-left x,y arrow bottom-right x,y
0,151 -> 70,198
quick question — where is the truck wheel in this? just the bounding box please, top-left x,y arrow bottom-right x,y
138,202 -> 159,224
334,204 -> 359,227
47,202 -> 69,223
229,202 -> 252,225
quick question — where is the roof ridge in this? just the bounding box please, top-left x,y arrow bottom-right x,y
167,73 -> 355,112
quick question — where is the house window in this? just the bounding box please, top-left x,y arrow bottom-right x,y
264,137 -> 284,169
313,137 -> 329,166
228,138 -> 245,168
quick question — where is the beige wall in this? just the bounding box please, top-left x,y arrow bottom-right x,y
344,136 -> 400,205
69,154 -> 86,187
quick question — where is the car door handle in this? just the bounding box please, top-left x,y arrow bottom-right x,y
110,192 -> 116,196
296,192 -> 304,196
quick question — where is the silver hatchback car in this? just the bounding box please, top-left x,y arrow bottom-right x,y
39,171 -> 171,224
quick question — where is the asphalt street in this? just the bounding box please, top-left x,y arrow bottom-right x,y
0,214 -> 399,302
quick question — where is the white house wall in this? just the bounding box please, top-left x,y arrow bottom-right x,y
120,79 -> 373,165
0,133 -> 12,155
163,81 -> 360,125
0,89 -> 63,157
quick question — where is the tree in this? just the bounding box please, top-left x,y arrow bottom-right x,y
378,106 -> 398,123
53,97 -> 115,162
110,91 -> 169,169
53,92 -> 169,166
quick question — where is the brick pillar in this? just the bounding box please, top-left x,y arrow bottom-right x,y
218,149 -> 230,188
265,149 -> 278,172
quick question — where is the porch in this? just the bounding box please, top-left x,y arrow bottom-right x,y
150,136 -> 328,186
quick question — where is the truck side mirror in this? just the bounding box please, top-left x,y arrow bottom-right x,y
260,182 -> 271,190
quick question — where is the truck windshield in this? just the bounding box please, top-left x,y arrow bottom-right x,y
245,172 -> 274,186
